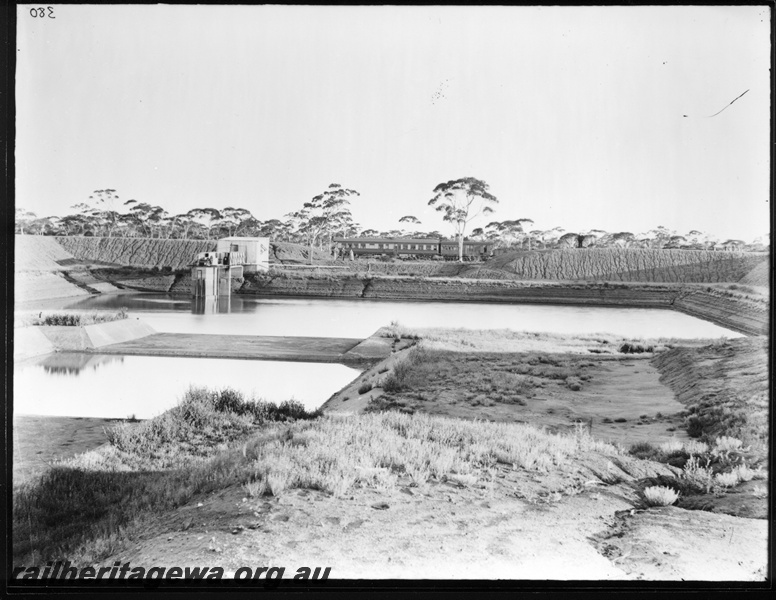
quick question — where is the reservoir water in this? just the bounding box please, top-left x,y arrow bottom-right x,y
15,293 -> 742,419
51,293 -> 742,339
14,353 -> 360,419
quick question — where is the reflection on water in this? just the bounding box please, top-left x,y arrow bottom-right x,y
15,354 -> 361,419
192,296 -> 232,315
39,353 -> 124,376
59,293 -> 744,340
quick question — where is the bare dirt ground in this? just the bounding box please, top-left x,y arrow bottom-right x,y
95,445 -> 766,581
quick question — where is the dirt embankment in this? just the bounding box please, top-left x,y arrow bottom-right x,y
241,274 -> 677,305
738,259 -> 770,287
652,337 -> 769,449
56,237 -> 217,270
468,248 -> 768,284
14,236 -> 91,303
673,287 -> 768,336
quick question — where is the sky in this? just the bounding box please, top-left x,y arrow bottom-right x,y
16,5 -> 771,241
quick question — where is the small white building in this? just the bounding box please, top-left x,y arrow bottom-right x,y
216,237 -> 270,273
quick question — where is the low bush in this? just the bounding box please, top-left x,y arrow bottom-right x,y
643,485 -> 679,507
714,471 -> 739,488
382,346 -> 428,392
358,382 -> 373,395
618,342 -> 654,354
713,436 -> 745,455
104,387 -> 320,464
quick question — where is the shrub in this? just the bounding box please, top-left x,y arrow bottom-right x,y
713,436 -> 744,455
619,342 -> 654,354
683,455 -> 715,493
643,485 -> 679,507
715,471 -> 739,488
243,479 -> 267,498
659,439 -> 683,454
382,347 -> 427,393
732,464 -> 757,482
358,382 -> 373,395
685,416 -> 704,438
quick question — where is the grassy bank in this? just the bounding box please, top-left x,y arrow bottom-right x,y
13,387 -> 320,566
15,385 -> 622,567
652,337 -> 769,452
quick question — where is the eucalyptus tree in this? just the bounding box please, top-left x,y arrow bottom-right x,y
289,184 -> 360,263
609,232 -> 635,248
218,207 -> 255,237
87,189 -> 122,237
186,208 -> 222,240
428,177 -> 498,262
15,208 -> 37,234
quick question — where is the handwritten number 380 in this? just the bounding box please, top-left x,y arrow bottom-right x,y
29,7 -> 55,18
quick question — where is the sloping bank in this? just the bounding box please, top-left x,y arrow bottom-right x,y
236,274 -> 767,336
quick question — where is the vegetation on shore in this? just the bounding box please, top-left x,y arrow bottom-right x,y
14,387 -> 320,566
630,435 -> 766,513
375,324 -> 711,355
15,384 -> 621,567
20,308 -> 129,327
652,338 -> 769,452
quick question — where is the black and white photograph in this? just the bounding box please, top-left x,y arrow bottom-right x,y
9,3 -> 771,585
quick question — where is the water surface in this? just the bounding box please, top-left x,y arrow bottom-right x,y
52,293 -> 743,339
14,353 -> 360,419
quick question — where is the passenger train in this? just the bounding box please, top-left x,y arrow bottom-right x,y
333,237 -> 493,260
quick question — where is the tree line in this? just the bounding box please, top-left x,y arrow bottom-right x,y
15,179 -> 768,259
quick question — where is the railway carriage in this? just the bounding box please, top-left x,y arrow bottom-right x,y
334,237 -> 441,258
334,236 -> 493,260
439,239 -> 492,260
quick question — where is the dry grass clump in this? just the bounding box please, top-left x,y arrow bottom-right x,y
714,471 -> 739,488
26,308 -> 129,327
682,455 -> 716,493
643,485 -> 679,507
241,412 -> 619,498
631,433 -> 765,498
712,436 -> 745,455
14,406 -> 619,567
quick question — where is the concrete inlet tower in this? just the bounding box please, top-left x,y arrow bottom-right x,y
191,237 -> 269,298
